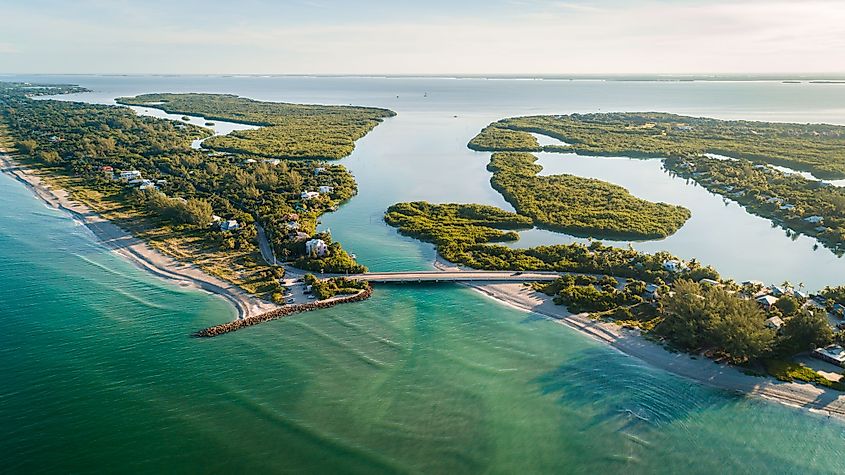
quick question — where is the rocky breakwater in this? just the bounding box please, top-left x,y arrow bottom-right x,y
193,285 -> 374,337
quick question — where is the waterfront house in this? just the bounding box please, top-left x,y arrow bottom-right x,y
771,286 -> 791,297
662,260 -> 685,273
813,345 -> 845,367
305,238 -> 328,257
779,203 -> 796,211
764,316 -> 785,330
756,295 -> 779,310
804,216 -> 824,225
220,220 -> 240,231
301,191 -> 320,200
318,185 -> 334,194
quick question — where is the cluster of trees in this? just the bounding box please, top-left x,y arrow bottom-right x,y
472,113 -> 845,180
665,155 -> 845,252
383,202 -> 718,282
539,274 -> 646,313
135,190 -> 212,225
117,93 -> 396,160
384,201 -> 532,245
487,152 -> 691,239
467,125 -> 541,152
303,274 -> 368,300
656,280 -> 833,364
0,82 -> 90,97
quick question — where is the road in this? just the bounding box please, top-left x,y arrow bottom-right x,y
342,270 -> 560,283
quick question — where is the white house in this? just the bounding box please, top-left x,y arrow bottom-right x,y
699,278 -> 721,287
756,295 -> 779,310
301,191 -> 320,200
804,216 -> 824,225
318,185 -> 334,194
220,220 -> 240,231
314,167 -> 326,176
263,159 -> 281,166
138,179 -> 156,190
119,170 -> 142,181
779,203 -> 796,211
662,259 -> 685,273
305,238 -> 328,257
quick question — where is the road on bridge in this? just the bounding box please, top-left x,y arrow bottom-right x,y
343,270 -> 561,283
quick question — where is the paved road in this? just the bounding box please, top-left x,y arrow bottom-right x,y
343,270 -> 560,283
255,223 -> 278,266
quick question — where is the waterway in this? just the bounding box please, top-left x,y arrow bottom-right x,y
3,75 -> 845,473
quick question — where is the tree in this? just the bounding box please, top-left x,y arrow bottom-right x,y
778,309 -> 834,355
774,296 -> 800,317
656,279 -> 709,350
18,139 -> 37,155
704,289 -> 774,363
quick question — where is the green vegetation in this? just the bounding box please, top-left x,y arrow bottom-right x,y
487,152 -> 690,239
384,201 -> 532,245
303,274 -> 369,300
664,155 -> 845,251
764,360 -> 845,391
468,125 -> 540,151
0,82 -> 383,300
292,232 -> 366,274
384,200 -> 717,283
117,93 -> 395,160
472,113 -> 845,179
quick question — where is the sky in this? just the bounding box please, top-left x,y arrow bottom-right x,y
1,0 -> 844,75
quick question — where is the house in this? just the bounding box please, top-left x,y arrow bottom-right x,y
301,191 -> 320,200
756,295 -> 779,310
779,203 -> 795,211
675,125 -> 693,131
318,185 -> 334,194
305,238 -> 328,257
285,221 -> 300,231
813,345 -> 845,367
155,179 -> 167,186
662,259 -> 685,273
291,231 -> 310,241
138,179 -> 156,190
765,197 -> 784,205
314,167 -> 326,176
804,215 -> 824,225
211,215 -> 223,224
699,278 -> 721,287
100,165 -> 114,173
244,158 -> 257,164
834,303 -> 845,316
771,285 -> 789,297
644,283 -> 660,299
119,170 -> 142,181
219,220 -> 240,231
764,316 -> 785,330
263,159 -> 281,166
792,289 -> 808,300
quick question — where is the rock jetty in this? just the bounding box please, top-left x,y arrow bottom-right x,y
193,285 -> 373,337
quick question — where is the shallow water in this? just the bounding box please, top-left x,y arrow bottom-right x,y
3,75 -> 845,472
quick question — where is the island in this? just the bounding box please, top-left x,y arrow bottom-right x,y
470,113 -> 845,251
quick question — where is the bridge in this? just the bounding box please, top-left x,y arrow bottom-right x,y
342,270 -> 561,284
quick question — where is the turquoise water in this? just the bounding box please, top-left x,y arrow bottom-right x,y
3,75 -> 845,472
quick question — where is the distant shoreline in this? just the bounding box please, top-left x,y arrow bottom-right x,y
0,150 -> 278,320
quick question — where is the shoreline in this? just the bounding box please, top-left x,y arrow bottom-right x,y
0,150 -> 278,320
464,280 -> 845,419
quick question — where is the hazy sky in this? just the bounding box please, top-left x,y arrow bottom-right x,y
2,0 -> 844,74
